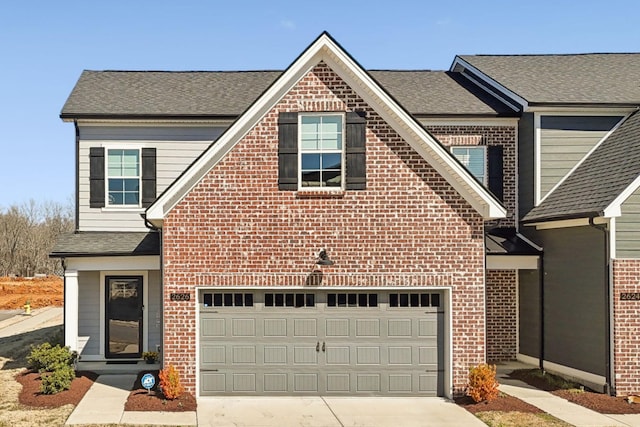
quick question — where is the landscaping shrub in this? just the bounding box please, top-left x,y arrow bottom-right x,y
467,363 -> 499,403
159,364 -> 184,400
40,365 -> 75,394
27,342 -> 74,372
27,342 -> 77,394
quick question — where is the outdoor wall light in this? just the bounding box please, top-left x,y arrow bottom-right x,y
315,248 -> 334,266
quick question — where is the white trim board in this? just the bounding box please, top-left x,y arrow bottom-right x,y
486,255 -> 539,270
146,32 -> 506,225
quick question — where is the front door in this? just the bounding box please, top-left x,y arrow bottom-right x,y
105,276 -> 143,358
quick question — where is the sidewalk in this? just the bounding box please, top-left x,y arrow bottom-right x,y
65,374 -> 197,426
496,361 -> 640,427
0,306 -> 62,338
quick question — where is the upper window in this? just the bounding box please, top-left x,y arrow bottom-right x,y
299,114 -> 344,189
107,149 -> 140,206
451,146 -> 486,185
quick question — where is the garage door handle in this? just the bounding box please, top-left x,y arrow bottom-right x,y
322,342 -> 325,352
316,342 -> 320,352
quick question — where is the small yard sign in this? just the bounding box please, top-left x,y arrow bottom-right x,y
141,372 -> 155,394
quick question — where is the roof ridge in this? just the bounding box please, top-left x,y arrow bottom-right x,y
461,52 -> 640,58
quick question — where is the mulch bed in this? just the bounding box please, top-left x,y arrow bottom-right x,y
124,370 -> 197,412
455,393 -> 543,414
510,369 -> 640,414
16,370 -> 97,408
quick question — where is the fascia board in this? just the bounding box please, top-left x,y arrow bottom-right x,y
604,173 -> 640,218
451,57 -> 528,111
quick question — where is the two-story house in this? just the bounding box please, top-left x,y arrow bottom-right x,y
52,32 -> 640,398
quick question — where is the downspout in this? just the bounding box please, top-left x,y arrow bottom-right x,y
589,216 -> 613,395
61,258 -> 66,345
539,251 -> 545,372
141,213 -> 162,363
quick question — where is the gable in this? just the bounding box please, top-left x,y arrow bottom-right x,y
146,32 -> 505,225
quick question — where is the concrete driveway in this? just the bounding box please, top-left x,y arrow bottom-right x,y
197,396 -> 484,426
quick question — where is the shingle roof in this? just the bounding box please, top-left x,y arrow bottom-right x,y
50,232 -> 160,257
523,111 -> 640,223
459,53 -> 640,105
485,227 -> 542,255
60,70 -> 514,119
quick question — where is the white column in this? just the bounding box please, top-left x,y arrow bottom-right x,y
64,269 -> 79,352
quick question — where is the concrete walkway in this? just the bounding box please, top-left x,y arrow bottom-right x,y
0,306 -> 62,337
497,361 -> 640,427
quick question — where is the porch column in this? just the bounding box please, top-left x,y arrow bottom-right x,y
64,269 -> 79,352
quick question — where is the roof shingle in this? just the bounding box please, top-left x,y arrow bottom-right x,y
50,231 -> 160,257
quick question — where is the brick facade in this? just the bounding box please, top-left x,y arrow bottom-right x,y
162,62 -> 487,395
485,270 -> 518,361
612,259 -> 640,396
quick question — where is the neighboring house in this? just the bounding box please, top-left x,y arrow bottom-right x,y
51,32 -> 640,398
452,53 -> 640,395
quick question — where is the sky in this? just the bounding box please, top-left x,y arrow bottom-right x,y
1,0 -> 639,208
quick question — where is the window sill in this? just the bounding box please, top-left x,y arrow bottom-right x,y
295,190 -> 345,199
101,207 -> 145,212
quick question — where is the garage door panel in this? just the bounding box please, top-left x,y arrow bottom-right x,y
326,346 -> 350,364
356,319 -> 380,337
264,318 -> 287,336
201,344 -> 226,365
419,346 -> 438,365
356,346 -> 380,365
264,373 -> 287,392
201,318 -> 225,337
263,346 -> 287,364
294,373 -> 318,392
232,319 -> 255,336
293,346 -> 318,364
326,318 -> 349,336
201,372 -> 226,393
293,318 -> 317,336
388,319 -> 412,337
233,373 -> 256,392
232,346 -> 256,364
389,374 -> 412,392
357,374 -> 381,392
388,346 -> 412,365
327,373 -> 350,392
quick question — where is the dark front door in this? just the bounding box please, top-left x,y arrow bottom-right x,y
105,276 -> 143,358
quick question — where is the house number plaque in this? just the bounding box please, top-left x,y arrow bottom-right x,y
620,293 -> 640,301
170,293 -> 191,301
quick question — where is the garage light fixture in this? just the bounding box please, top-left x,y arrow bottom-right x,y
316,248 -> 334,266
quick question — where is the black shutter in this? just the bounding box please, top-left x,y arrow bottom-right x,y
488,145 -> 503,201
346,111 -> 367,190
89,147 -> 105,208
278,112 -> 298,190
141,148 -> 157,207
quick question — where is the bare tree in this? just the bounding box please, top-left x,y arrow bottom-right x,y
0,199 -> 74,277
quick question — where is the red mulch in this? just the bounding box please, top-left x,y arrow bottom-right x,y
124,370 -> 197,412
510,369 -> 640,414
454,394 -> 543,414
16,370 -> 97,408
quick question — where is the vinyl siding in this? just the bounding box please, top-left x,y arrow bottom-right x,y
518,269 -> 540,358
77,271 -> 100,356
148,270 -> 162,354
523,226 -> 606,376
539,116 -> 622,200
617,186 -> 640,258
77,125 -> 226,231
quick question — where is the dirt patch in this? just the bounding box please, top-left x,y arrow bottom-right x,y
476,411 -> 572,427
16,370 -> 97,408
0,276 -> 63,310
124,370 -> 197,412
510,369 -> 640,414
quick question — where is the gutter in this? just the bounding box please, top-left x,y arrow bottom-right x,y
589,216 -> 614,395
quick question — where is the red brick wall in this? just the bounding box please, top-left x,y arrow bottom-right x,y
612,259 -> 640,396
428,125 -> 517,227
485,270 -> 517,361
162,62 -> 486,396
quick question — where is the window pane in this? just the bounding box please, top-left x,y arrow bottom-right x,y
245,294 -> 253,307
109,192 -> 123,205
109,179 -> 124,191
452,147 -> 485,183
124,192 -> 139,205
410,294 -> 419,307
285,293 -> 294,307
301,170 -> 321,187
302,154 -> 321,169
301,134 -> 319,150
328,293 -> 336,307
234,294 -> 244,307
265,293 -> 274,307
322,153 -> 342,170
337,293 -> 347,307
275,293 -> 284,307
399,293 -> 409,307
213,293 -> 223,307
324,171 -> 342,187
204,293 -> 212,307
421,293 -> 429,307
295,294 -> 304,308
369,294 -> 378,307
390,294 -> 398,307
348,293 -> 356,307
306,294 -> 315,307
224,293 -> 233,306
358,294 -> 367,307
124,179 -> 139,191
431,293 -> 440,307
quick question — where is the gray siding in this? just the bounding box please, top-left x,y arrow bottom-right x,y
539,116 -> 621,200
518,269 -> 540,358
518,113 -> 535,218
617,186 -> 640,258
77,271 -> 100,357
78,125 -> 226,231
148,270 -> 162,354
523,225 -> 606,376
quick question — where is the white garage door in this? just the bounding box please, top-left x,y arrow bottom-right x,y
199,290 -> 444,396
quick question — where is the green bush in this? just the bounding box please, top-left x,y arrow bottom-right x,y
27,342 -> 75,372
40,365 -> 75,394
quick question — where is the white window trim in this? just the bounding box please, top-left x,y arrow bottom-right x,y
297,112 -> 345,191
103,144 -> 143,209
450,145 -> 487,186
